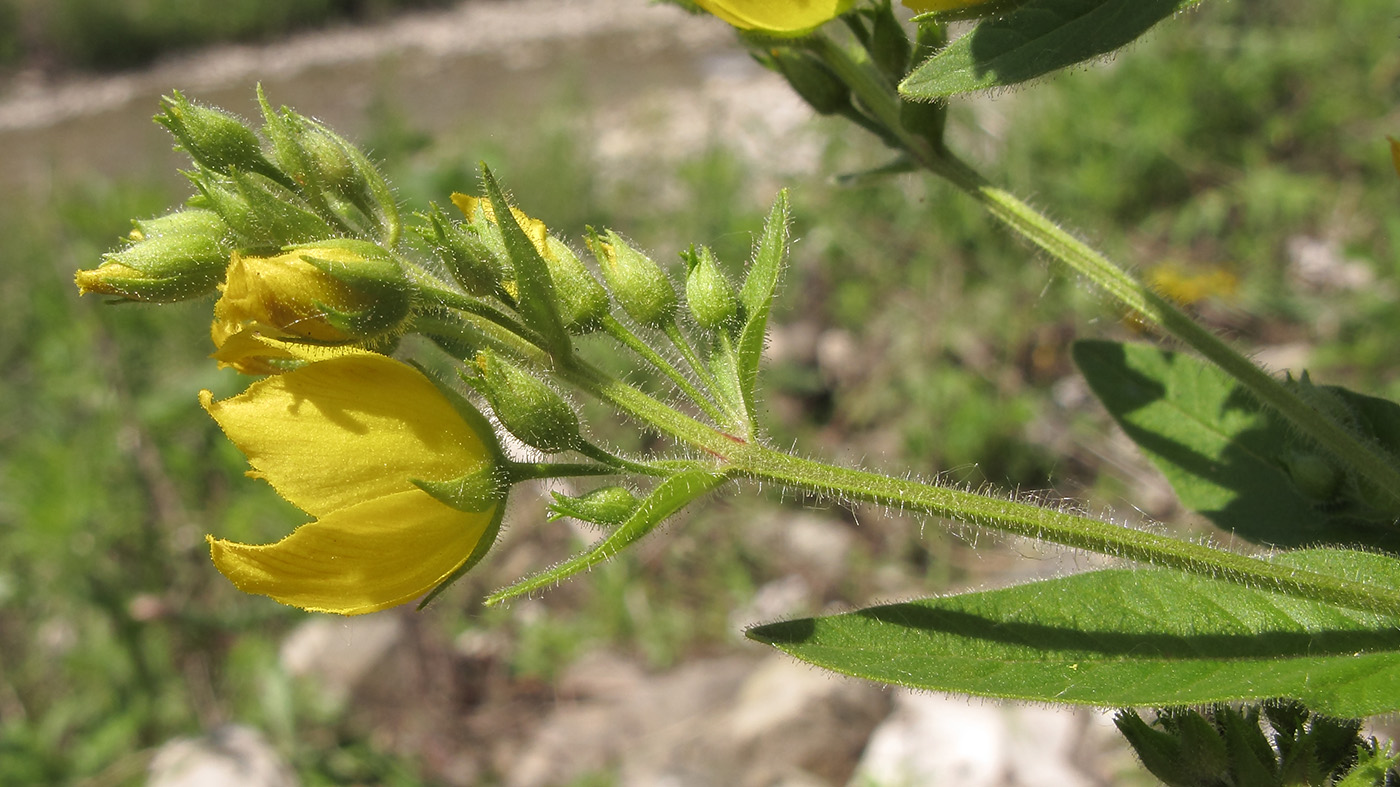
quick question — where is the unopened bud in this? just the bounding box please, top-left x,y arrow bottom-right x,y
543,236 -> 609,333
155,91 -> 281,181
548,486 -> 640,527
258,88 -> 400,245
211,239 -> 411,353
683,245 -> 739,330
188,170 -> 337,248
414,205 -> 505,298
75,209 -> 233,302
467,348 -> 582,454
588,230 -> 677,327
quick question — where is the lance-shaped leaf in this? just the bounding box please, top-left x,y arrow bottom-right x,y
900,0 -> 1205,100
735,191 -> 790,432
749,548 -> 1400,717
480,166 -> 572,359
486,467 -> 728,605
1072,339 -> 1400,552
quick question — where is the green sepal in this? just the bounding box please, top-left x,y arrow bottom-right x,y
479,166 -> 572,358
547,486 -> 641,528
413,204 -> 505,298
1335,744 -> 1400,787
734,190 -> 791,432
413,465 -> 508,514
155,90 -> 284,183
230,169 -> 339,245
292,240 -> 414,338
1112,711 -> 1194,787
865,0 -> 911,82
486,467 -> 728,605
465,348 -> 583,454
760,48 -> 852,116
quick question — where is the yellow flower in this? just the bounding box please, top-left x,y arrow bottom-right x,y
203,353 -> 504,614
211,241 -> 411,373
693,0 -> 854,36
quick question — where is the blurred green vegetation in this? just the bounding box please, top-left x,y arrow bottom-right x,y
0,0 -> 454,73
2,0 -> 1399,782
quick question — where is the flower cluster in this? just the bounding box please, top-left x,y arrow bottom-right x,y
76,90 -> 511,615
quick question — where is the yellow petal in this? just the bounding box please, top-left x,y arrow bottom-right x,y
211,327 -> 365,375
694,0 -> 853,34
210,490 -> 496,615
201,354 -> 492,517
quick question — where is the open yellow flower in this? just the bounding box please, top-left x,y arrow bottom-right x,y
203,352 -> 505,614
693,0 -> 854,36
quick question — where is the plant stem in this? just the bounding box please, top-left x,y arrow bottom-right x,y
661,319 -> 745,427
600,314 -> 730,425
924,153 -> 1400,512
812,29 -> 1400,511
558,358 -> 1400,619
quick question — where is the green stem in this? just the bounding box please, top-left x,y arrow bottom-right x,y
925,153 -> 1400,512
600,314 -> 730,425
504,460 -> 623,482
810,31 -> 1400,512
557,358 -> 1400,619
574,441 -> 672,478
661,319 -> 745,426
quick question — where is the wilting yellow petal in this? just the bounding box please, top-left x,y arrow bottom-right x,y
211,327 -> 364,374
210,490 -> 497,615
201,354 -> 491,517
694,0 -> 853,34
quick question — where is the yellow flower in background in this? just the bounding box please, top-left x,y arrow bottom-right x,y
693,0 -> 854,36
204,353 -> 503,615
1147,262 -> 1239,307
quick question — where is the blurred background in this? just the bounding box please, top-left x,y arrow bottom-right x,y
2,0 -> 1399,784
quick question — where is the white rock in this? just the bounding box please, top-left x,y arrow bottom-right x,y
147,725 -> 296,787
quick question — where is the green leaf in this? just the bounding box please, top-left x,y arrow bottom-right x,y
479,165 -> 572,360
485,467 -> 727,605
735,191 -> 790,432
748,549 -> 1400,717
1072,339 -> 1400,552
899,0 -> 1205,100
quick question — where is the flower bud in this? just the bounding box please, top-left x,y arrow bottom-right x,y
188,170 -> 338,248
548,486 -> 640,527
414,205 -> 505,298
466,348 -> 582,454
211,240 -> 412,353
155,91 -> 282,181
543,236 -> 610,334
1280,449 -> 1342,503
588,230 -> 677,328
259,89 -> 400,245
75,209 -> 233,302
683,245 -> 739,330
